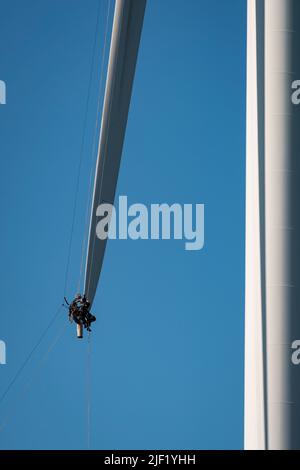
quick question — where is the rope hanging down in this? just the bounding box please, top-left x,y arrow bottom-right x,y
0,320 -> 68,433
0,305 -> 63,407
86,332 -> 92,449
78,0 -> 112,294
64,0 -> 103,297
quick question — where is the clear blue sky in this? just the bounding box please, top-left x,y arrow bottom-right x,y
0,0 -> 246,449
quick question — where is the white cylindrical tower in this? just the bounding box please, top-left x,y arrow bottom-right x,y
245,0 -> 300,450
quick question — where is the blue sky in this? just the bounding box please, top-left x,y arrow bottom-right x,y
0,0 -> 246,449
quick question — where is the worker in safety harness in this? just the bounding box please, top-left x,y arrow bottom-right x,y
64,294 -> 96,332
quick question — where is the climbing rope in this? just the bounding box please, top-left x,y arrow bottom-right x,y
78,0 -> 112,294
0,305 -> 63,407
86,332 -> 92,449
86,0 -> 120,297
0,316 -> 67,432
64,0 -> 103,298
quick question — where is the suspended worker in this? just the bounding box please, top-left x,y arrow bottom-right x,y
66,293 -> 96,335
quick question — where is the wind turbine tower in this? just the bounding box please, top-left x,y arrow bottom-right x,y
245,0 -> 300,450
